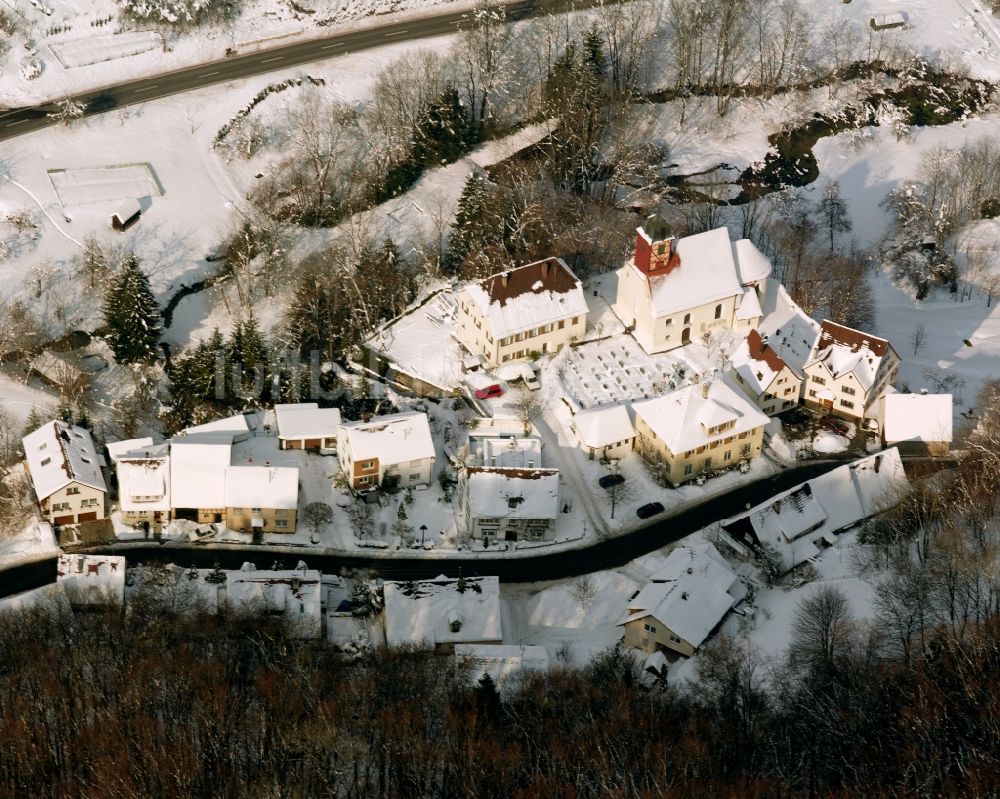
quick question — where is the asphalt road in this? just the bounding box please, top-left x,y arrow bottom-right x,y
0,0 -> 543,141
92,460 -> 844,583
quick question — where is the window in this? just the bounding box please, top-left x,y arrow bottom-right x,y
841,399 -> 855,409
742,443 -> 752,455
709,440 -> 719,449
358,476 -> 372,485
361,461 -> 374,470
738,431 -> 749,439
571,316 -> 580,325
842,385 -> 856,395
811,375 -> 826,385
251,507 -> 262,513
714,304 -> 722,320
669,634 -> 682,645
704,457 -> 712,469
67,487 -> 80,495
643,622 -> 657,634
683,463 -> 693,476
409,473 -> 421,481
40,457 -> 51,466
665,318 -> 672,327
37,442 -> 46,451
275,509 -> 289,517
724,450 -> 732,462
683,313 -> 691,325
275,519 -> 288,528
808,389 -> 817,398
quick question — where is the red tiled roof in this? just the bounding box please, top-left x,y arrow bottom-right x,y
747,329 -> 787,373
818,320 -> 889,357
480,258 -> 579,307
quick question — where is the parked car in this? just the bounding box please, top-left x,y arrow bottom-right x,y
524,369 -> 541,391
820,416 -> 850,436
599,473 -> 625,489
636,501 -> 665,519
475,383 -> 504,400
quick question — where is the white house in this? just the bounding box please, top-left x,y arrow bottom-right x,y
274,402 -> 342,451
106,437 -> 154,464
224,465 -> 299,534
455,257 -> 589,368
612,216 -> 772,354
572,403 -> 636,460
730,329 -> 803,416
721,448 -> 910,574
57,553 -> 125,608
336,411 -> 436,491
468,434 -> 543,469
632,377 -> 769,485
169,432 -> 234,524
115,442 -> 171,533
756,281 -> 821,378
459,467 -> 560,543
23,421 -> 107,525
880,393 -> 953,457
618,544 -> 745,657
183,413 -> 252,439
803,320 -> 900,421
383,575 -> 502,651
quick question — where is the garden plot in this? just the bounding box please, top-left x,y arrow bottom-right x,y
50,32 -> 161,69
556,337 -> 702,410
48,163 -> 163,207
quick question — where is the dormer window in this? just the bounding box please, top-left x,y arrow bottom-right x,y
38,443 -> 47,451
40,457 -> 51,466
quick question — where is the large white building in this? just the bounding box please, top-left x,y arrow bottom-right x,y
336,411 -> 436,491
455,257 -> 589,368
802,320 -> 900,421
613,216 -> 772,354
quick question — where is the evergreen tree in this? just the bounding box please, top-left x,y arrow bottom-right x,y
817,180 -> 852,254
582,23 -> 608,79
22,407 -> 44,437
446,172 -> 493,273
412,85 -> 479,167
227,314 -> 268,407
103,253 -> 162,365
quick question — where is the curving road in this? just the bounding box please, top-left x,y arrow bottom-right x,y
0,0 -> 546,141
90,460 -> 844,583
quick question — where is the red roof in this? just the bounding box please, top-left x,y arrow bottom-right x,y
747,329 -> 787,373
817,320 -> 889,357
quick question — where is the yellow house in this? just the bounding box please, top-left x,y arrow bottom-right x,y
612,216 -> 771,355
23,421 -> 107,525
455,257 -> 589,368
633,377 -> 769,485
619,543 -> 745,657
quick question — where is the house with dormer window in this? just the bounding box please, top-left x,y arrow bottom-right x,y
23,421 -> 107,526
730,329 -> 804,416
632,377 -> 769,485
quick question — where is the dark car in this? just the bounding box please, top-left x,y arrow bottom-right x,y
599,473 -> 625,489
636,501 -> 665,519
820,416 -> 849,436
475,383 -> 504,400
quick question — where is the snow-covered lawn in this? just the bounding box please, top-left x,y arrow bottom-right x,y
812,431 -> 850,454
0,520 -> 60,570
49,31 -> 163,69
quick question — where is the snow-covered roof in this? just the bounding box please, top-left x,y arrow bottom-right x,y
224,466 -> 299,510
182,414 -> 250,436
118,456 -> 171,512
757,281 -> 820,375
338,411 -> 435,467
732,329 -> 790,394
112,198 -> 141,223
628,227 -> 744,318
383,576 -> 502,647
619,543 -> 743,649
463,257 -> 589,338
225,565 -> 322,638
632,377 -> 769,455
809,320 -> 896,392
732,238 -> 773,285
455,644 -> 550,683
573,404 -> 635,449
29,351 -> 81,385
883,394 -> 953,445
470,436 -> 543,468
57,553 -> 125,607
274,403 -> 342,440
465,468 -> 559,520
722,448 -> 910,573
106,437 -> 154,464
169,434 -> 233,509
23,421 -> 107,500
735,287 -> 763,321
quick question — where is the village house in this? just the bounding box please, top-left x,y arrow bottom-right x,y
224,465 -> 299,534
382,575 -> 502,652
459,467 -> 560,543
619,543 -> 746,657
613,215 -> 772,355
721,448 -> 910,574
802,320 -> 900,421
572,403 -> 636,460
274,402 -> 342,452
114,442 -> 170,533
169,432 -> 234,524
336,411 -> 435,491
879,392 -> 953,457
454,257 -> 589,368
56,553 -> 126,608
632,378 -> 769,485
730,329 -> 804,416
23,421 -> 107,526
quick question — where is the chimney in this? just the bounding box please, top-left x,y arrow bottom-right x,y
681,592 -> 689,601
874,455 -> 882,473
541,260 -> 550,279
702,382 -> 710,399
501,272 -> 509,287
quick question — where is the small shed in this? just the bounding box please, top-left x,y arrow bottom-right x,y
111,199 -> 142,231
869,12 -> 906,30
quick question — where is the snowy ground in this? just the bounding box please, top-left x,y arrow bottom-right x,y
0,519 -> 59,569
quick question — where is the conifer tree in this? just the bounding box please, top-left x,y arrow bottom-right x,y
446,172 -> 493,273
22,407 -> 44,437
817,180 -> 852,254
582,24 -> 608,79
413,85 -> 479,167
103,253 -> 162,365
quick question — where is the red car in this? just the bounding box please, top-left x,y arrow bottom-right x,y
475,384 -> 504,400
820,416 -> 850,436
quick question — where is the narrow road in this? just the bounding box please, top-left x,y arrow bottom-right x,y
90,460 -> 843,582
0,0 -> 577,141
